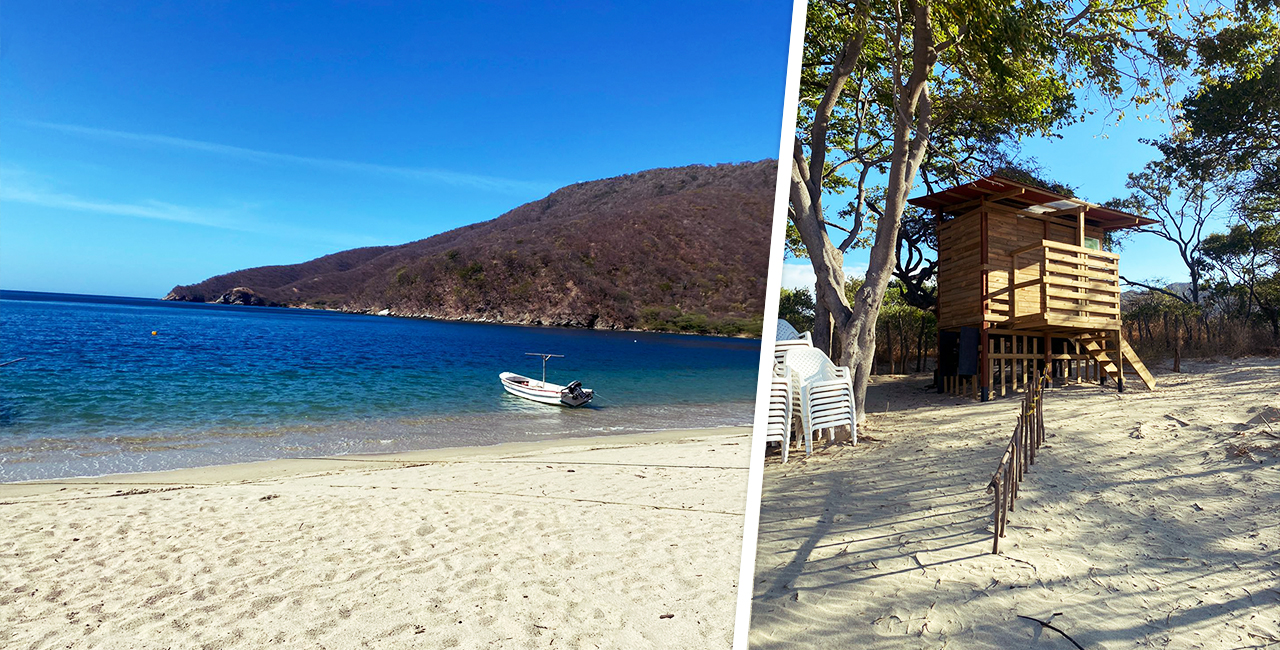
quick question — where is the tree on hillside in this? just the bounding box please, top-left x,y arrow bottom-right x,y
792,0 -> 1176,418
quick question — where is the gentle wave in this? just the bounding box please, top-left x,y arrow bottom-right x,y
0,401 -> 753,481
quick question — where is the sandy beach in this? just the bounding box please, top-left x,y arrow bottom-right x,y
751,357 -> 1280,649
2,426 -> 750,649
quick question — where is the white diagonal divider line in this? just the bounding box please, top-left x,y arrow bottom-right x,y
733,2 -> 810,648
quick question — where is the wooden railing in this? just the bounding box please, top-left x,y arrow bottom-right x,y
987,367 -> 1048,554
1000,240 -> 1122,326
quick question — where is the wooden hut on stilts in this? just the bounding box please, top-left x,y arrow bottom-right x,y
909,176 -> 1159,401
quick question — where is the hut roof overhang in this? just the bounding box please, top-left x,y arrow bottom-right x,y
908,175 -> 1158,231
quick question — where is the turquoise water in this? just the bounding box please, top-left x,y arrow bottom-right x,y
0,291 -> 759,481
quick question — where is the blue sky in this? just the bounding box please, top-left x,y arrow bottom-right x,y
1,1 -> 793,298
781,92 -> 1231,293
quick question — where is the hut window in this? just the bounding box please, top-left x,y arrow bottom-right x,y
1083,236 -> 1100,250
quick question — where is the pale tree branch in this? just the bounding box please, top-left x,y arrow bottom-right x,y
1120,275 -> 1193,304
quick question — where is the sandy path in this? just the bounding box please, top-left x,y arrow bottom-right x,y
751,358 -> 1280,649
2,427 -> 750,650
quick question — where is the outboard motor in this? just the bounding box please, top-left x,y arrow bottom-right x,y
564,380 -> 589,402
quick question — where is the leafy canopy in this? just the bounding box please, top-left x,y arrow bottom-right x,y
796,0 -> 1178,258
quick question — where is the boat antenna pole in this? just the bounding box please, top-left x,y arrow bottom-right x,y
525,352 -> 564,385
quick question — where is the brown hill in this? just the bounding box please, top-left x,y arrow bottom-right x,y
164,161 -> 777,335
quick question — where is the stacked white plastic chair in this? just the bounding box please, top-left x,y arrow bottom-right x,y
766,320 -> 806,462
774,335 -> 813,367
776,318 -> 802,341
764,371 -> 796,462
780,346 -> 857,447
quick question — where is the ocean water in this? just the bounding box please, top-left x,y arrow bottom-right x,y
0,291 -> 760,481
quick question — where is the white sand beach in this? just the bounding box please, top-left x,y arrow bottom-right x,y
751,357 -> 1280,649
1,427 -> 750,650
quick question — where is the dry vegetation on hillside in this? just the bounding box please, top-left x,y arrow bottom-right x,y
166,161 -> 776,335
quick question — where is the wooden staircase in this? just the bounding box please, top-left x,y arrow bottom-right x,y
1077,332 -> 1157,391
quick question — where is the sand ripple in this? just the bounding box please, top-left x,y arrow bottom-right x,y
752,358 -> 1280,649
2,429 -> 749,649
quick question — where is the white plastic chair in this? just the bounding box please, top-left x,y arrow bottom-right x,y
776,319 -> 802,341
773,334 -> 813,368
764,372 -> 797,462
781,347 -> 856,447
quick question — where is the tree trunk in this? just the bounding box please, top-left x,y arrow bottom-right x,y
813,299 -> 833,357
1173,332 -> 1182,373
889,327 -> 897,374
901,325 -> 910,375
789,0 -> 936,421
916,319 -> 924,372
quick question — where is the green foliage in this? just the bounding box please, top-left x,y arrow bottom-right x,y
1201,222 -> 1280,271
844,277 -> 864,303
779,287 -> 816,332
1200,220 -> 1280,335
783,220 -> 807,259
1160,5 -> 1280,217
1122,212 -> 1280,355
872,280 -> 938,373
792,0 -> 1181,382
393,267 -> 418,287
455,261 -> 485,285
638,307 -> 763,337
800,0 -> 1176,215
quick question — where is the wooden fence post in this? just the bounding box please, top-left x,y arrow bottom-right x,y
989,366 -> 1051,553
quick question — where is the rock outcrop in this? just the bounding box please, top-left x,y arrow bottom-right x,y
212,287 -> 273,306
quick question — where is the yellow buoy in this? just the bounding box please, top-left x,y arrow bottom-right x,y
151,331 -> 157,336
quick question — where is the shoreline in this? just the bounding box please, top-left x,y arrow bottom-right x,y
2,290 -> 765,338
289,303 -> 767,339
0,425 -> 750,497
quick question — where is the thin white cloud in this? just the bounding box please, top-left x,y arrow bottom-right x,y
22,120 -> 554,195
781,260 -> 868,292
1,186 -> 240,229
0,181 -> 380,248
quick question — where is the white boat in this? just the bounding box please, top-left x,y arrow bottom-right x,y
500,353 -> 594,407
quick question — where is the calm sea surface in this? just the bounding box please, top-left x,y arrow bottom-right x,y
0,291 -> 760,481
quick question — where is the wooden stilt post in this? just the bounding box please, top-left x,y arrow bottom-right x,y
981,325 -> 991,401
1113,328 -> 1125,393
1043,333 -> 1052,389
980,207 -> 991,402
